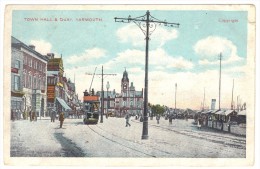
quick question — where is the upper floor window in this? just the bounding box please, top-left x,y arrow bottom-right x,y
24,56 -> 27,65
14,60 -> 20,69
29,59 -> 32,67
14,75 -> 20,91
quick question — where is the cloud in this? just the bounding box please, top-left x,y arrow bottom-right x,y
193,36 -> 243,65
116,24 -> 178,47
105,48 -> 193,70
30,39 -> 52,55
66,48 -> 106,64
150,48 -> 194,70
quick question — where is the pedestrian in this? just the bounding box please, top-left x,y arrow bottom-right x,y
29,109 -> 32,122
51,109 -> 56,122
32,111 -> 35,121
125,112 -> 131,127
59,112 -> 65,128
169,114 -> 173,125
156,114 -> 160,124
197,118 -> 201,129
11,109 -> 15,121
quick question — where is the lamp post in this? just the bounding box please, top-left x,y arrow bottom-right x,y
106,81 -> 110,118
115,11 -> 180,140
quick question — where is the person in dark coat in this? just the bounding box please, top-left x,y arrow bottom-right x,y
169,114 -> 173,124
29,110 -> 32,121
51,109 -> 56,122
59,112 -> 65,128
156,114 -> 160,124
125,112 -> 131,127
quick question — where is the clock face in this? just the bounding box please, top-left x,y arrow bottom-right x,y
123,83 -> 127,89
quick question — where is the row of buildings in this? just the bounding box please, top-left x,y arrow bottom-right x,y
11,36 -> 80,118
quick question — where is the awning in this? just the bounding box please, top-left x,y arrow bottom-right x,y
211,110 -> 220,114
215,110 -> 225,115
201,110 -> 208,114
238,110 -> 246,116
223,110 -> 237,116
56,97 -> 72,111
47,71 -> 59,76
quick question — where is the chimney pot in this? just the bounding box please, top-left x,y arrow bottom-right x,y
29,45 -> 35,50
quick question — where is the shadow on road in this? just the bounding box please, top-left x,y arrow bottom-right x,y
54,133 -> 85,157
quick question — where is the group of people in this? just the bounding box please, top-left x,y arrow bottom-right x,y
11,108 -> 38,121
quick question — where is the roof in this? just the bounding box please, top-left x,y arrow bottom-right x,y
201,110 -> 208,114
238,110 -> 246,116
211,110 -> 220,114
215,110 -> 226,115
135,91 -> 143,97
223,110 -> 237,116
11,36 -> 49,62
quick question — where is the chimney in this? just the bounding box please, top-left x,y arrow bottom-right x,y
28,45 -> 35,50
47,53 -> 55,59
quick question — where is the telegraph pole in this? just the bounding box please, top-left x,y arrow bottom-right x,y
231,79 -> 234,110
218,53 -> 222,110
174,83 -> 177,114
115,10 -> 180,139
85,66 -> 116,123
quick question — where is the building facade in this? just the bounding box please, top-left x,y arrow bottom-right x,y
47,55 -> 71,115
11,47 -> 24,119
115,70 -> 143,117
11,36 -> 49,117
96,70 -> 143,117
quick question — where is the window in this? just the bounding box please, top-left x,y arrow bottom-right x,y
14,60 -> 20,69
39,63 -> 42,72
23,72 -> 26,87
29,58 -> 32,67
24,56 -> 27,65
14,75 -> 20,91
38,78 -> 41,90
35,61 -> 38,70
33,77 -> 37,89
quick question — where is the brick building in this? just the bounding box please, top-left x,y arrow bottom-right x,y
11,36 -> 49,117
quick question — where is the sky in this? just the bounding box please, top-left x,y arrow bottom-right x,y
12,9 -> 250,110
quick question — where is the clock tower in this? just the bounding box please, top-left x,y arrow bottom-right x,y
121,69 -> 129,94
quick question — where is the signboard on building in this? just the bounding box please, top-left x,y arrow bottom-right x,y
47,85 -> 55,102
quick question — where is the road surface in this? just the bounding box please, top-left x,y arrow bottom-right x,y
10,116 -> 246,157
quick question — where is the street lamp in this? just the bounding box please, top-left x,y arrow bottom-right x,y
106,81 -> 110,118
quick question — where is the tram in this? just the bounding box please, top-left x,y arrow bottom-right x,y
83,89 -> 100,124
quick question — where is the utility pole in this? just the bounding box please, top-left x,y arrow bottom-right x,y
115,10 -> 179,140
218,53 -> 222,110
85,66 -> 116,123
174,83 -> 177,114
231,79 -> 234,110
203,87 -> 205,111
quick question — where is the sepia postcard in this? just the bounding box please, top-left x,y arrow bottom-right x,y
2,4 -> 256,167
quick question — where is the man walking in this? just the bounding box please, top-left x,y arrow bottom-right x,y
125,112 -> 131,127
59,112 -> 65,128
51,109 -> 56,122
156,114 -> 160,124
